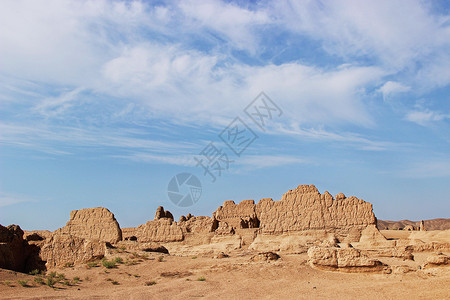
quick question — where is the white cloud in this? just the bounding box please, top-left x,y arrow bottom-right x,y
0,122 -> 198,156
274,123 -> 407,151
112,153 -> 196,166
99,44 -> 385,126
242,63 -> 385,126
379,81 -> 410,100
34,87 -> 85,117
405,109 -> 449,125
274,1 -> 448,64
237,155 -> 308,169
272,0 -> 450,90
0,0 -> 449,159
178,0 -> 271,53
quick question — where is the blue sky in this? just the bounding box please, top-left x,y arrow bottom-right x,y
1,0 -> 449,230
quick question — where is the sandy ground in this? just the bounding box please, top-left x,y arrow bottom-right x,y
1,249 -> 449,300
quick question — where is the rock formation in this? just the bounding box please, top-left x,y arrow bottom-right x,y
308,246 -> 388,273
0,224 -> 44,272
56,207 -> 122,244
40,234 -> 106,267
250,252 -> 280,262
135,219 -> 184,243
420,220 -> 425,231
155,206 -> 174,220
214,200 -> 260,229
423,253 -> 449,268
5,183 -> 447,277
213,185 -> 376,242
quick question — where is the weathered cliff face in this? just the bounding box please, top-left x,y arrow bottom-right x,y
56,207 -> 122,244
214,200 -> 260,229
213,185 -> 376,242
0,224 -> 44,272
135,219 -> 184,243
258,185 -> 376,235
40,234 -> 106,267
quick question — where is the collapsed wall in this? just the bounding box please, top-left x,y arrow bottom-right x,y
15,184 -> 379,270
55,207 -> 122,244
213,185 -> 376,241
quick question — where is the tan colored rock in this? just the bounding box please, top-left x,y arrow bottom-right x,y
121,227 -> 138,241
249,230 -> 333,253
214,199 -> 259,229
180,216 -> 217,234
215,221 -> 235,235
357,224 -> 395,248
135,219 -> 183,243
154,206 -> 173,220
165,235 -> 241,256
404,225 -> 415,231
40,233 -> 106,267
0,224 -> 44,272
213,185 -> 376,242
424,253 -> 449,267
362,246 -> 414,261
391,265 -> 414,274
116,240 -> 168,253
308,246 -> 388,273
420,220 -> 425,231
250,252 -> 280,262
56,207 -> 122,244
215,252 -> 229,259
24,230 -> 52,241
308,246 -> 337,267
257,185 -> 375,239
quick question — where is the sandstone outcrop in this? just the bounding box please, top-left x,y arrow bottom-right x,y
24,230 -> 52,241
40,234 -> 106,267
357,225 -> 394,248
214,200 -> 260,229
308,246 -> 388,273
179,216 -> 217,234
135,219 -> 184,243
250,252 -> 280,262
423,253 -> 449,268
257,186 -> 375,239
155,206 -> 174,220
9,183 -> 445,275
214,185 -> 376,242
0,224 -> 44,272
56,207 -> 122,244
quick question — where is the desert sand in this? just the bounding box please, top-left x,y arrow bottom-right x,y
1,242 -> 449,299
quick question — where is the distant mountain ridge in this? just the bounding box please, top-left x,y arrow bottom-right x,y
377,218 -> 450,231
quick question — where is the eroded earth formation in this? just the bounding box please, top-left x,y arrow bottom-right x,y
1,185 -> 449,274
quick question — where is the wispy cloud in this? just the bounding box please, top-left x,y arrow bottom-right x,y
34,87 -> 85,117
0,122 -> 198,156
0,192 -> 36,208
273,123 -> 406,151
405,109 -> 449,126
379,81 -> 411,100
237,154 -> 309,170
0,0 -> 448,167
